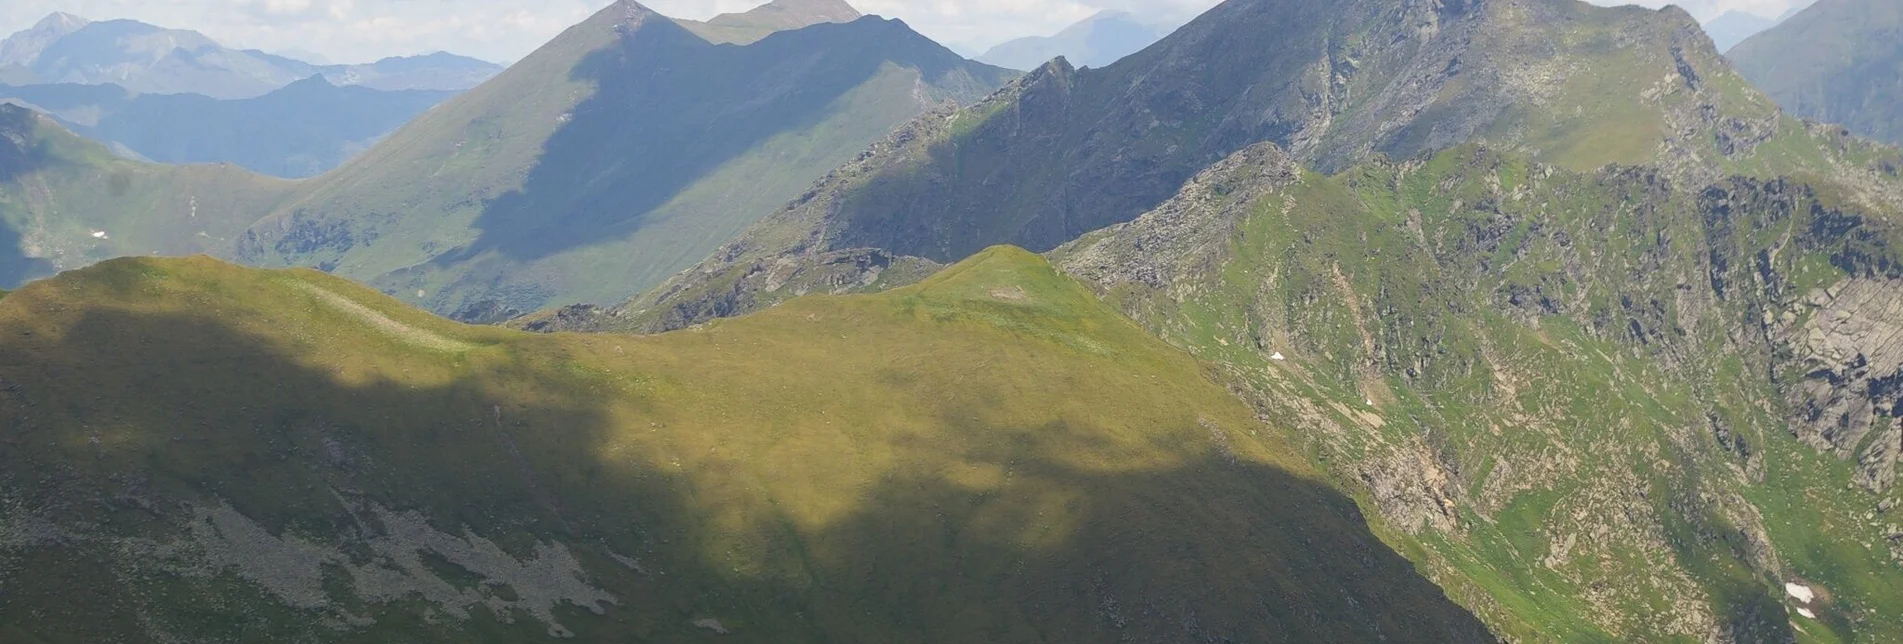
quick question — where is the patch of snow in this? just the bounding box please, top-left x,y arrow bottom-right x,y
1785,582 -> 1815,604
1796,607 -> 1816,619
693,618 -> 730,634
1270,352 -> 1286,361
89,230 -> 108,239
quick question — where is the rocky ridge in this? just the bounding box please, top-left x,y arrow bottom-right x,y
602,0 -> 1821,335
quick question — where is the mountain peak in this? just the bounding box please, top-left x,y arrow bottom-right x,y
712,0 -> 862,25
0,11 -> 95,67
681,0 -> 862,44
36,12 -> 91,30
606,0 -> 662,21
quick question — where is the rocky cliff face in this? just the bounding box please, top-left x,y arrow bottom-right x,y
1781,279 -> 1903,492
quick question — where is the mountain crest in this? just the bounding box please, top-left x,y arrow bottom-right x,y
711,0 -> 862,25
678,0 -> 863,44
35,12 -> 91,30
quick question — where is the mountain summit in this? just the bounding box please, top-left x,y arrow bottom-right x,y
230,0 -> 1010,320
617,0 -> 1806,332
0,12 -> 501,97
0,12 -> 89,68
677,0 -> 864,44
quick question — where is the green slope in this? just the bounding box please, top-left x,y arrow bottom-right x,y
235,0 -> 1013,321
1054,142 -> 1903,641
613,0 -> 1872,334
0,249 -> 1492,642
1729,0 -> 1903,146
0,104 -> 295,288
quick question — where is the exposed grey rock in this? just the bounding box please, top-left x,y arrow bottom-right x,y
189,499 -> 618,637
1783,278 -> 1903,492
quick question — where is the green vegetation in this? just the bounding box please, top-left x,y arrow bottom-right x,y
624,0 -> 1884,335
0,248 -> 1492,642
0,1 -> 1014,320
233,1 -> 1011,320
1056,143 -> 1903,641
0,104 -> 295,286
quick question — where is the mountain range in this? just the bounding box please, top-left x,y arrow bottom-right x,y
3,0 -> 1903,641
608,0 -> 1811,332
1700,5 -> 1806,53
0,12 -> 502,98
0,76 -> 455,177
1729,0 -> 1903,146
540,0 -> 1903,639
976,10 -> 1174,71
0,0 -> 1014,320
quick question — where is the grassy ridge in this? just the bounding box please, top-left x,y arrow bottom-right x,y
0,248 -> 1491,642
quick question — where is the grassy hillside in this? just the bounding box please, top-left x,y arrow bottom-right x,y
1055,142 -> 1903,642
236,0 -> 1012,321
1729,0 -> 1903,146
0,248 -> 1492,642
0,104 -> 294,288
616,0 -> 1885,334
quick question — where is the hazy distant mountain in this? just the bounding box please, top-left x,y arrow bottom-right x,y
1702,10 -> 1779,52
0,11 -> 87,68
675,0 -> 863,44
0,13 -> 501,98
318,51 -> 504,92
0,76 -> 456,177
1730,0 -> 1903,145
978,10 -> 1172,70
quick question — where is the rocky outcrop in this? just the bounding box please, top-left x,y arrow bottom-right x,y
569,248 -> 941,334
1783,278 -> 1903,491
1058,142 -> 1301,298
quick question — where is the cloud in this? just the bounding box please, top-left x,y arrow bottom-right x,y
0,0 -> 1824,65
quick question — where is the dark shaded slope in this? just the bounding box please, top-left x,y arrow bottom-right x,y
1730,0 -> 1903,146
0,251 -> 1493,642
464,17 -> 995,263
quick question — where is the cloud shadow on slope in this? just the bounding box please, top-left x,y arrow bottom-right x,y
0,291 -> 1495,642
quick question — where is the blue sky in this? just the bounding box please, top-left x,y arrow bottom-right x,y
0,0 -> 1820,65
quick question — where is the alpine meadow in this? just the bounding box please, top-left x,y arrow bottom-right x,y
2,0 -> 1902,642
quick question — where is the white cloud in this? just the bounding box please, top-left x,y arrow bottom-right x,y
0,0 -> 1825,65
